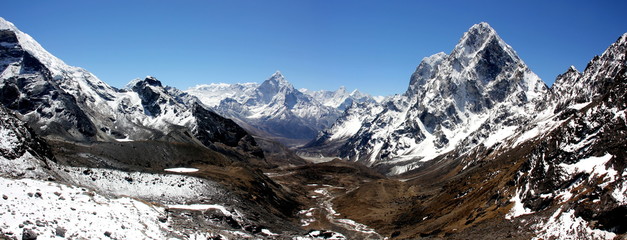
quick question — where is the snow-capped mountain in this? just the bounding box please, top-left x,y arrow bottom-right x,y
188,71 -> 343,145
307,22 -> 548,173
328,31 -> 626,239
0,17 -> 262,161
186,82 -> 259,108
301,86 -> 381,111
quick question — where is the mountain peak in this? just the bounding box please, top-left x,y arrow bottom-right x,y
126,76 -> 163,90
567,65 -> 579,73
449,22 -> 523,75
0,17 -> 69,77
451,22 -> 518,58
469,22 -> 495,33
264,70 -> 292,88
143,76 -> 163,87
269,70 -> 286,82
0,17 -> 16,31
464,22 -> 499,45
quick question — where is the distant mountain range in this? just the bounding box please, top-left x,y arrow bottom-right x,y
186,71 -> 380,146
0,17 -> 625,239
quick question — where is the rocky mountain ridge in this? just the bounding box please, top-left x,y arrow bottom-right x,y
0,17 -> 263,163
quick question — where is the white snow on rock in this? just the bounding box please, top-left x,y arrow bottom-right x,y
167,204 -> 231,216
483,126 -> 517,148
559,154 -> 617,181
0,153 -> 51,180
0,176 -> 170,239
505,188 -> 533,220
187,82 -> 259,108
54,165 -> 223,204
328,115 -> 363,141
612,177 -> 627,204
0,128 -> 19,152
567,101 -> 592,110
532,208 -> 616,240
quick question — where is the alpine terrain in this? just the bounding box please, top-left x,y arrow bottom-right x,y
0,16 -> 625,240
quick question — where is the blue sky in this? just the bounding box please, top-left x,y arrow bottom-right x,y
2,1 -> 626,96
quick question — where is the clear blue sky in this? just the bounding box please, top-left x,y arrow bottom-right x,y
2,1 -> 626,96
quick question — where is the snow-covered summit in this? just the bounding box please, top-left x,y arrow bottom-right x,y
125,76 -> 162,89
268,70 -> 289,84
0,17 -> 69,78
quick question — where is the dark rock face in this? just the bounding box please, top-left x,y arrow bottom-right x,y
475,38 -> 515,84
131,77 -> 165,116
0,105 -> 55,161
21,228 -> 37,240
192,103 -> 264,159
0,38 -> 97,141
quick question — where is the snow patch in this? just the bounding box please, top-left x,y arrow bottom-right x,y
567,101 -> 592,110
55,165 -> 222,204
164,167 -> 199,173
559,154 -> 616,180
532,208 -> 616,240
483,125 -> 517,148
0,128 -> 19,151
167,204 -> 231,216
329,116 -> 362,141
505,188 -> 533,219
